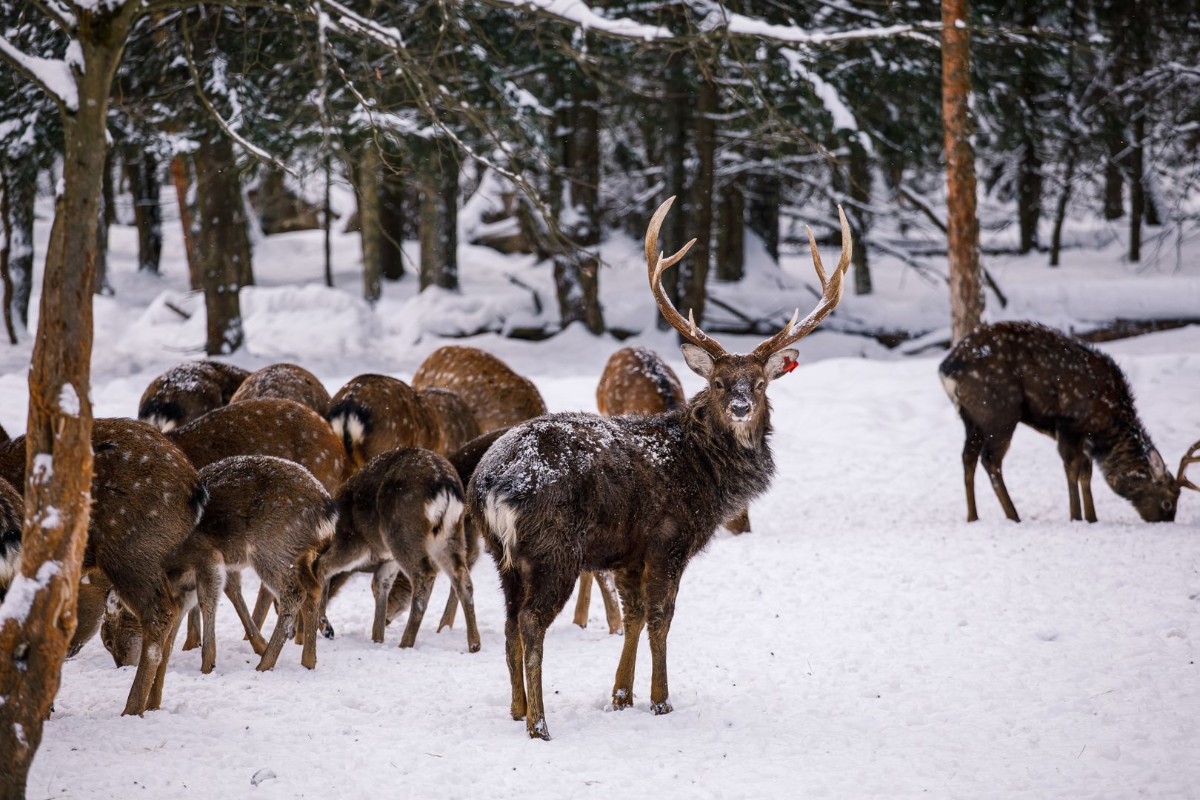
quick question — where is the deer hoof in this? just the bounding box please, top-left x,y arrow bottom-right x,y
527,718 -> 551,741
651,700 -> 673,716
319,617 -> 335,639
468,641 -> 481,653
610,688 -> 634,710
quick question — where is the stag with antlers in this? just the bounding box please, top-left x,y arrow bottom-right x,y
467,197 -> 851,740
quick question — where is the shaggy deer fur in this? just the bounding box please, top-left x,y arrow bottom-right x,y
412,346 -> 547,433
940,321 -> 1199,522
0,476 -> 25,604
230,362 -> 331,416
138,360 -> 250,432
468,197 -> 851,739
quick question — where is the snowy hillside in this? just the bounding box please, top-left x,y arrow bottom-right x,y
5,202 -> 1200,798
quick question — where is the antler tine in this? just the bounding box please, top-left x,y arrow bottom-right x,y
646,197 -> 727,358
751,205 -> 853,359
1178,439 -> 1200,492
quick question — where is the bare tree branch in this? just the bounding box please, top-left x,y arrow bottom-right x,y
0,37 -> 73,114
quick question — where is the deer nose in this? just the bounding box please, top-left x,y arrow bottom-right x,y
730,399 -> 752,418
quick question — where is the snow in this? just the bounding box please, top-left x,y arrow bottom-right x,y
2,188 -> 1198,798
0,561 -> 62,626
0,38 -> 78,112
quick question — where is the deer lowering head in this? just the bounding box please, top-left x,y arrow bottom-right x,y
940,321 -> 1200,523
412,346 -> 547,434
467,196 -> 850,740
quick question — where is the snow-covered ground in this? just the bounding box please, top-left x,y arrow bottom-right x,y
6,195 -> 1200,798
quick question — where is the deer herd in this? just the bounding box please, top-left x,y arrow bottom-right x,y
0,197 -> 1196,738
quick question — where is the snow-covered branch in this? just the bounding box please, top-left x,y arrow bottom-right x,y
480,0 -> 669,41
0,37 -> 77,113
27,0 -> 76,31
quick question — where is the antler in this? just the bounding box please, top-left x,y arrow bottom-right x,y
1178,440 -> 1200,491
646,197 -> 727,358
750,206 -> 853,359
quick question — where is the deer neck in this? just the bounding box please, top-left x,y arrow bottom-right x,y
680,396 -> 776,513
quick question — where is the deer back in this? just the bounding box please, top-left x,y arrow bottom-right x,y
412,346 -> 547,433
418,388 -> 482,456
327,374 -> 441,476
166,397 -> 344,494
231,362 -> 331,416
596,346 -> 686,416
138,360 -> 250,432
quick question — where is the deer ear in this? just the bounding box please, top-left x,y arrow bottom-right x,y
1148,449 -> 1168,479
680,343 -> 714,378
765,349 -> 800,380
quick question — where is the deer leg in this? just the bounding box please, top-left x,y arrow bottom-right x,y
1057,432 -> 1085,521
385,572 -> 413,626
196,561 -> 226,674
249,584 -> 273,637
397,563 -> 437,649
432,547 -> 480,653
962,422 -> 985,522
611,567 -> 647,710
147,607 -> 183,712
518,608 -> 552,740
314,542 -> 369,639
370,561 -> 402,643
498,569 -> 527,720
122,602 -> 171,716
981,436 -> 1019,522
1079,456 -> 1097,523
572,572 -> 595,628
645,566 -> 683,716
438,519 -> 479,631
297,556 -> 322,670
596,571 -> 623,635
224,571 -> 267,656
182,606 -> 202,651
257,582 -> 303,672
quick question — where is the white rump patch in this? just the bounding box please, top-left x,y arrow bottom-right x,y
148,415 -> 176,433
315,512 -> 337,542
483,492 -> 520,570
939,374 -> 960,410
331,413 -> 366,446
0,547 -> 21,592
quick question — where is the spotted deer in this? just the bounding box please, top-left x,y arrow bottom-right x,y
418,387 -> 482,456
326,374 -> 441,478
0,475 -> 25,604
0,420 -> 206,716
315,447 -> 481,653
940,320 -> 1200,522
231,362 -> 331,416
138,360 -> 250,432
412,346 -> 547,433
162,456 -> 336,673
468,197 -> 851,739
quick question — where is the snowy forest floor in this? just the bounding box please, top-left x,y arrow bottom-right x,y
5,202 -> 1200,798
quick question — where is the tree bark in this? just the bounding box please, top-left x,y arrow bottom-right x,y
353,143 -> 383,303
0,159 -> 36,330
379,143 -> 407,282
1015,3 -> 1041,255
681,70 -> 717,325
942,0 -> 985,342
170,155 -> 201,290
126,147 -> 162,274
94,147 -> 114,295
847,134 -> 873,296
658,25 -> 691,329
715,180 -> 744,282
0,7 -> 136,796
747,174 -> 780,265
1049,149 -> 1077,267
194,136 -> 247,355
415,137 -> 459,292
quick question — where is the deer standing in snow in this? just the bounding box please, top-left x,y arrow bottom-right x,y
468,197 -> 850,739
326,374 -> 441,477
231,362 -> 331,416
138,360 -> 250,431
412,345 -> 547,433
940,320 -> 1200,522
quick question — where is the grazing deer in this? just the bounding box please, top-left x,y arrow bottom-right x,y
138,360 -> 250,432
326,374 -> 441,477
418,387 -> 482,456
940,321 -> 1200,522
0,476 -> 24,603
231,362 -> 331,416
0,420 -> 206,715
162,456 -> 335,673
412,346 -> 547,433
315,447 -> 481,653
468,197 -> 850,739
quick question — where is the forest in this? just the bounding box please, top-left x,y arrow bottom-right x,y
1,1 -> 1199,798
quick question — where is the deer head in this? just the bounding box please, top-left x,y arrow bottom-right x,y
646,196 -> 851,447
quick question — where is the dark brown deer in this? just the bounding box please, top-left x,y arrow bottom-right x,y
412,346 -> 547,433
418,387 -> 482,456
940,321 -> 1200,522
0,475 -> 24,604
315,447 -> 481,653
138,360 -> 250,432
467,197 -> 850,739
326,374 -> 441,477
231,362 -> 331,416
162,456 -> 335,673
0,420 -> 206,715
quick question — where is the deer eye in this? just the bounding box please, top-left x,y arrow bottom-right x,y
754,380 -> 765,391
713,379 -> 725,391
1161,499 -> 1174,512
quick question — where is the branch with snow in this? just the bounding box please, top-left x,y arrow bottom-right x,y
480,0 -> 669,41
0,36 -> 77,113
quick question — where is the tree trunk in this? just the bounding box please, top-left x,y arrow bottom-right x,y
379,143 -> 406,282
658,33 -> 691,329
170,155 -> 201,290
1049,149 -> 1077,267
0,8 -> 136,796
0,172 -> 15,344
415,137 -> 459,292
942,0 -> 985,342
1128,0 -> 1151,263
747,174 -> 780,265
715,180 -> 744,281
681,71 -> 717,325
1,159 -> 36,330
94,147 -> 114,295
847,134 -> 873,296
353,143 -> 383,303
1015,3 -> 1041,255
194,136 -> 246,355
126,147 -> 162,274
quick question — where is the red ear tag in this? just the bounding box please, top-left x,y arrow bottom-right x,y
781,358 -> 798,375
